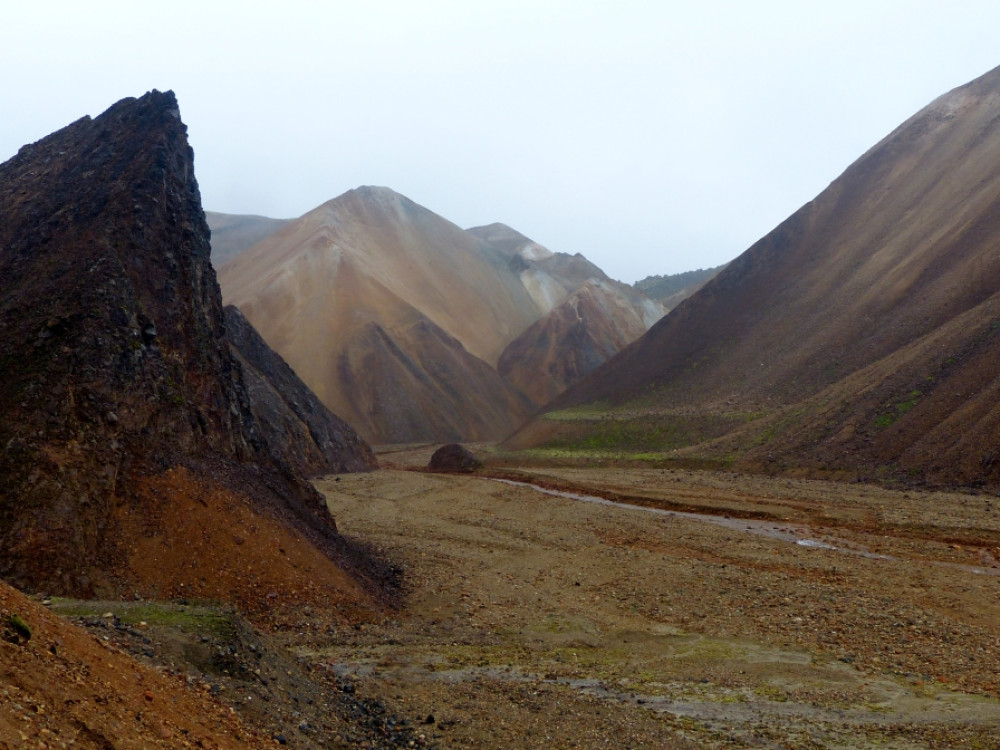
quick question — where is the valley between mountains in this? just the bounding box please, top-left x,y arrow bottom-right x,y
304,453 -> 1000,748
5,52 -> 1000,750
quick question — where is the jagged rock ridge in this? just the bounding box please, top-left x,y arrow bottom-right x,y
0,91 -> 381,605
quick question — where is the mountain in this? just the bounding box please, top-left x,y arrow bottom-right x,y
218,188 -> 662,442
225,305 -> 376,476
0,91 -> 383,614
508,65 -> 1000,489
634,265 -> 726,308
498,278 -> 664,406
206,210 -> 289,266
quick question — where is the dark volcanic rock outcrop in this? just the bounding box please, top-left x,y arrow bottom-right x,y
225,305 -> 376,475
0,91 -> 380,604
427,444 -> 482,473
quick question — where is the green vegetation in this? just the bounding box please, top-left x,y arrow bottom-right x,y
541,410 -> 766,456
542,402 -> 615,421
48,599 -> 237,638
874,390 -> 922,428
6,614 -> 32,642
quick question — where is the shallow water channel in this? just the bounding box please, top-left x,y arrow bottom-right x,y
488,478 -> 1000,577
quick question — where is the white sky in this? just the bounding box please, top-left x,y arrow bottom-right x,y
3,1 -> 999,281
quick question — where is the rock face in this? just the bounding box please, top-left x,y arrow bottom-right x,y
0,91 -> 380,602
225,305 -> 376,476
427,444 -> 482,473
510,65 -> 1000,488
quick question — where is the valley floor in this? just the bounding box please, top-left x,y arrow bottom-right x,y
308,461 -> 1000,749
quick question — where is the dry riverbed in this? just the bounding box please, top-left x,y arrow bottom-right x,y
308,466 -> 1000,749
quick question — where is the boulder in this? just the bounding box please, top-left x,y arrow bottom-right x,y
427,444 -> 482,473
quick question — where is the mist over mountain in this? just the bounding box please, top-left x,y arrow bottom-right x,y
509,64 -> 1000,489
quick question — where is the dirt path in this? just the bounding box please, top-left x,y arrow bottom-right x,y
310,468 -> 1000,748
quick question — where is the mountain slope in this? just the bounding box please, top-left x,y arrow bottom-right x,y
219,189 -> 659,442
498,278 -> 665,406
634,265 -> 725,308
0,91 -> 384,612
207,211 -> 290,266
509,65 -> 1000,488
225,305 -> 377,475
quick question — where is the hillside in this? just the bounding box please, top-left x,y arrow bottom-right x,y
0,91 -> 385,617
633,264 -> 726,308
219,189 -> 662,441
508,64 -> 1000,489
206,211 -> 289,266
499,278 -> 664,406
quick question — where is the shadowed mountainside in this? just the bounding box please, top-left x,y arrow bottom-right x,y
0,91 -> 386,613
508,65 -> 1000,488
219,189 -> 662,442
225,305 -> 377,476
499,278 -> 664,406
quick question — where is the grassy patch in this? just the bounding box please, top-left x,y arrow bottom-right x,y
47,598 -> 237,638
874,390 -> 922,429
541,411 -> 765,455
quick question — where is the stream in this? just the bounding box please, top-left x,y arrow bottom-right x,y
488,478 -> 1000,577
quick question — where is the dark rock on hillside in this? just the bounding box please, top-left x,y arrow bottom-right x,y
225,305 -> 376,476
427,444 -> 482,473
0,91 -> 377,598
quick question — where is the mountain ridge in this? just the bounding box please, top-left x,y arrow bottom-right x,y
219,186 -> 664,442
508,63 -> 1000,488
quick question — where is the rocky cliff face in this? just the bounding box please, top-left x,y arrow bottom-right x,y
0,91 -> 379,601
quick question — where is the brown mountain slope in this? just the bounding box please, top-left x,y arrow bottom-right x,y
219,195 -> 664,442
509,65 -> 1000,488
206,210 -> 289,267
218,199 -> 537,442
0,91 -> 386,614
221,187 -> 542,366
0,581 -> 262,747
468,222 -> 610,311
225,305 -> 377,475
499,278 -> 665,406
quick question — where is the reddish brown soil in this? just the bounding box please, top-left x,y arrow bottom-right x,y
0,582 -> 261,748
114,466 -> 384,630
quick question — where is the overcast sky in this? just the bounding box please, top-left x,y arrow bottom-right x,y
3,1 -> 999,281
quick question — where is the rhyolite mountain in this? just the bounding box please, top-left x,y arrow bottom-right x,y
0,90 -> 383,611
206,210 -> 289,266
498,278 -> 664,406
509,64 -> 1000,489
218,188 -> 664,443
